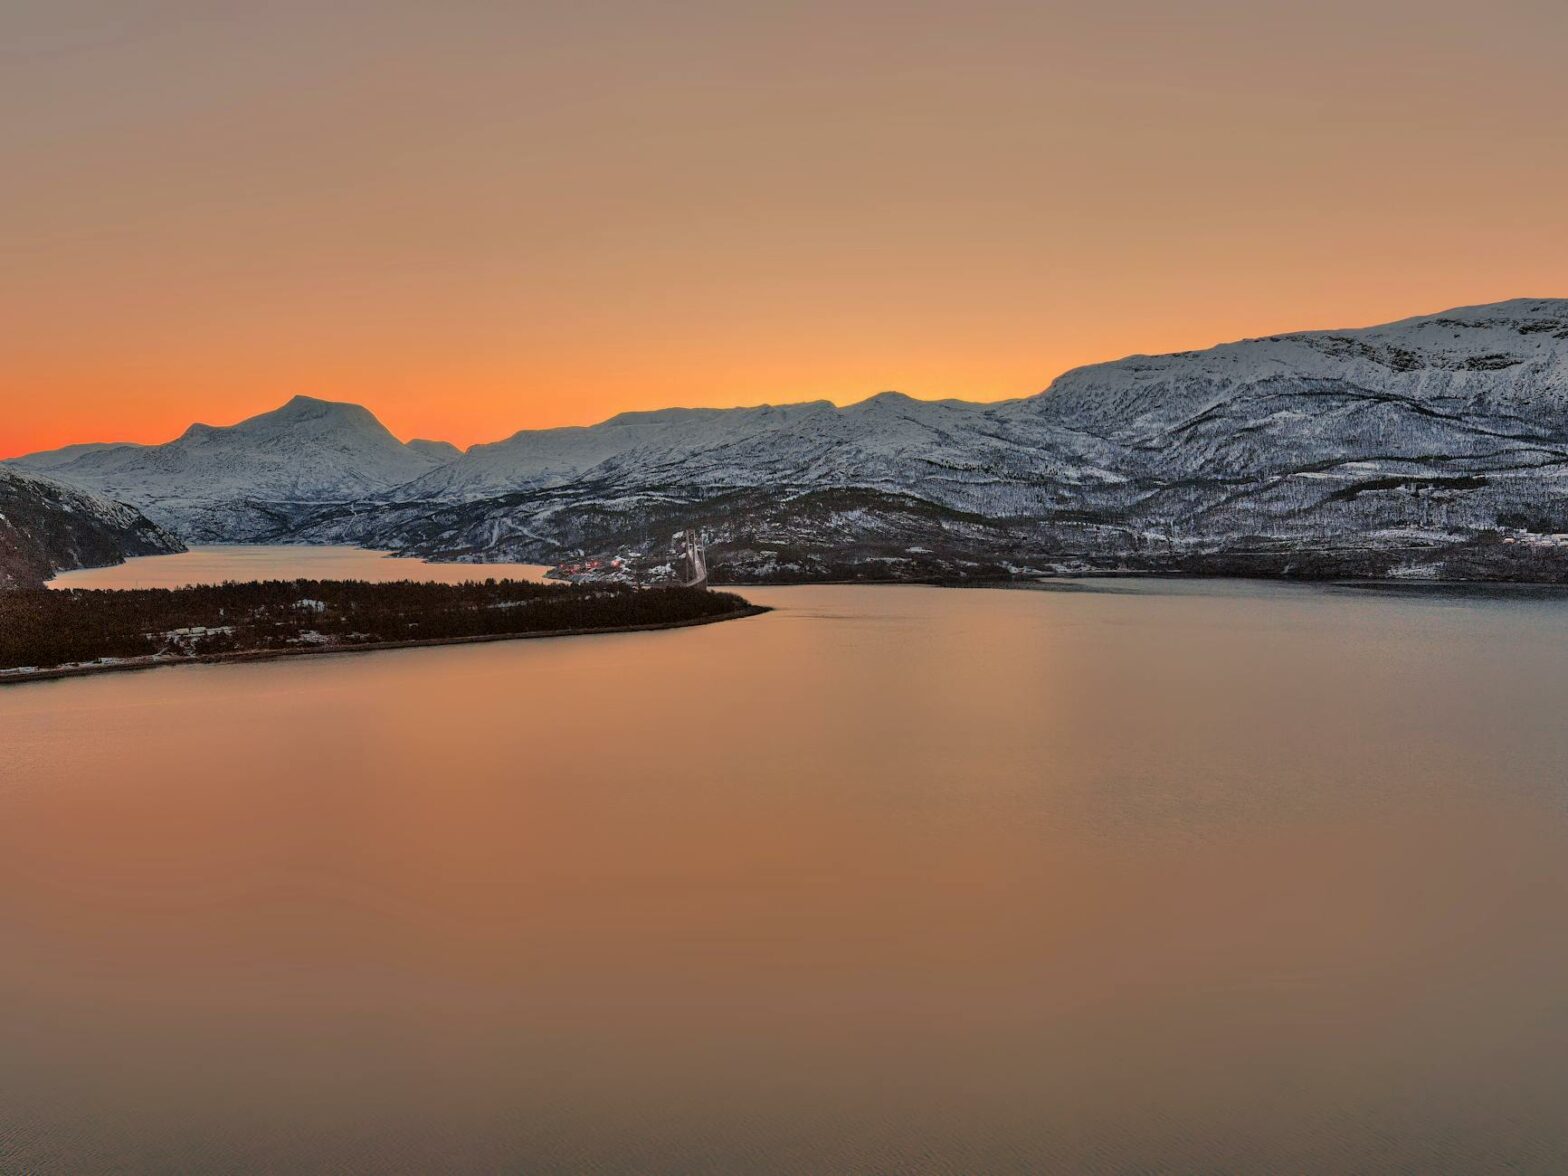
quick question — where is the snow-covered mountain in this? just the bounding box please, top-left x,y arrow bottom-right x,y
998,298 -> 1568,570
16,299 -> 1568,581
289,298 -> 1568,579
12,396 -> 449,541
1026,298 -> 1568,441
381,393 -> 1105,510
0,467 -> 184,588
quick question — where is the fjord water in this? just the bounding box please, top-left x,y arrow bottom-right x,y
6,551 -> 1568,1173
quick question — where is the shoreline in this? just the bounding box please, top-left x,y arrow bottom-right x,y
0,603 -> 771,688
709,570 -> 1568,591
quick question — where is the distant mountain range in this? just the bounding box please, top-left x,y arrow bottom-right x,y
12,297 -> 1568,583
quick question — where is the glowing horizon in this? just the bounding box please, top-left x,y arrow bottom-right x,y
5,2 -> 1566,459
11,292 -> 1565,461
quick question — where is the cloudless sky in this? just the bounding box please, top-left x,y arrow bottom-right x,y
4,0 -> 1566,456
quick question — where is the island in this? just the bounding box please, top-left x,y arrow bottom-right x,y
0,578 -> 765,685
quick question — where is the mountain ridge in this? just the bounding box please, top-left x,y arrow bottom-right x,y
12,299 -> 1568,582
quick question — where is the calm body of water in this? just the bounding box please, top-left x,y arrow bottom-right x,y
5,548 -> 1568,1173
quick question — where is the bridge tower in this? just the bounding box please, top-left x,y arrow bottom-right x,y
676,529 -> 708,589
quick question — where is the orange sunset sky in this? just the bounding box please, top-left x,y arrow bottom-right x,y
4,0 -> 1566,458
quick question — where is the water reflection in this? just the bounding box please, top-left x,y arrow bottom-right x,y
4,550 -> 1568,1172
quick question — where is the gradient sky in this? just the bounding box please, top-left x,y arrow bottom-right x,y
4,0 -> 1566,457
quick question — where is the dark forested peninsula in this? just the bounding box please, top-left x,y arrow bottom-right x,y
0,579 -> 761,682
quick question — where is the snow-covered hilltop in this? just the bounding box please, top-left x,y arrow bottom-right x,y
12,395 -> 448,541
14,299 -> 1568,581
1029,298 -> 1568,438
0,466 -> 184,588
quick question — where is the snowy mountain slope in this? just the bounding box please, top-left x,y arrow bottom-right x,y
385,392 -> 1118,519
20,299 -> 1568,580
382,299 -> 1568,520
16,396 -> 450,540
10,440 -> 148,472
394,401 -> 845,500
1002,299 -> 1568,542
329,298 -> 1568,578
0,467 -> 184,588
1020,298 -> 1568,444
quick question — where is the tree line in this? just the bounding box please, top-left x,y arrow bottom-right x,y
0,578 -> 751,670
